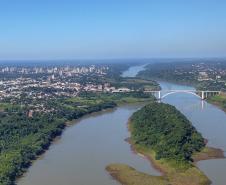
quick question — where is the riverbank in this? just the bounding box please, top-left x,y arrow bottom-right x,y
207,93 -> 226,113
107,129 -> 224,185
106,103 -> 225,185
106,164 -> 168,185
13,103 -> 117,185
193,147 -> 225,162
13,95 -> 154,185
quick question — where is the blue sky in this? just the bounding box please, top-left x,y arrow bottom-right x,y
0,0 -> 226,60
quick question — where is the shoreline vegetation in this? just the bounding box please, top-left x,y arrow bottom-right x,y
0,92 -> 154,185
207,93 -> 226,113
106,102 -> 225,185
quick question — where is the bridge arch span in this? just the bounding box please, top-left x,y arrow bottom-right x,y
161,91 -> 201,99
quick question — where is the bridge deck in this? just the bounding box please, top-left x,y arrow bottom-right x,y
144,90 -> 220,92
143,90 -> 221,100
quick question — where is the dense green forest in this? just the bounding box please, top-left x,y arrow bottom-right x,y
0,92 -> 154,185
130,102 -> 205,163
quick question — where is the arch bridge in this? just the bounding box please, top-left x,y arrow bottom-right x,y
144,90 -> 221,100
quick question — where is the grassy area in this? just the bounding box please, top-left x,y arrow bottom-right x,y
131,144 -> 211,185
106,164 -> 168,185
208,94 -> 226,102
115,96 -> 153,105
106,142 -> 213,185
0,103 -> 22,111
76,92 -> 156,105
193,147 -> 225,162
207,94 -> 226,111
111,77 -> 160,91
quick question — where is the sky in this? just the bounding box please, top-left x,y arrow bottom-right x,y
0,0 -> 226,60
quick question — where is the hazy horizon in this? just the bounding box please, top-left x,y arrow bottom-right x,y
1,0 -> 226,60
0,57 -> 226,67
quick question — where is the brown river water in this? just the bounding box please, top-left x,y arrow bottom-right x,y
17,65 -> 226,185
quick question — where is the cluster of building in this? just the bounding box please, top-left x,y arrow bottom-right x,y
0,78 -> 132,101
0,65 -> 134,111
193,63 -> 226,82
0,65 -> 108,76
175,62 -> 226,84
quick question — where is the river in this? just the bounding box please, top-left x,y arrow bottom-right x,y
160,81 -> 226,185
17,64 -> 160,185
122,65 -> 226,185
17,64 -> 226,185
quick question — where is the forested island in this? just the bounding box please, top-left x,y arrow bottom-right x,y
107,102 -> 224,185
